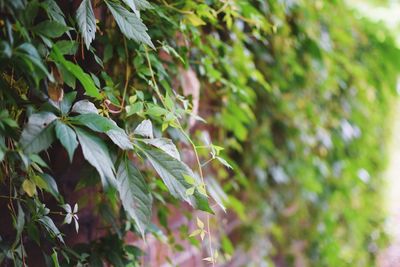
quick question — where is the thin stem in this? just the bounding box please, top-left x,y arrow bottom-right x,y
161,0 -> 193,14
144,45 -> 215,266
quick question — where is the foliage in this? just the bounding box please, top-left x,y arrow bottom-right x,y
0,0 -> 399,266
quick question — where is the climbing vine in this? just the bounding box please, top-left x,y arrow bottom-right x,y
0,0 -> 399,266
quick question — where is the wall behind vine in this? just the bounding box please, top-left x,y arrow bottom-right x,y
0,0 -> 399,266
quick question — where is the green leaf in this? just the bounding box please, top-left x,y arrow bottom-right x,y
116,156 -> 152,237
32,20 -> 70,38
22,179 -> 37,197
15,203 -> 25,242
105,0 -> 154,49
20,112 -> 57,154
51,46 -> 100,98
133,119 -> 153,138
71,113 -> 132,150
51,250 -> 60,267
55,121 -> 78,162
71,99 -> 98,114
139,138 -> 180,160
142,147 -> 212,212
122,0 -> 151,14
43,0 -> 66,25
38,216 -> 64,243
75,127 -> 116,189
76,0 -> 96,49
33,173 -> 60,200
59,91 -> 77,114
15,43 -> 50,79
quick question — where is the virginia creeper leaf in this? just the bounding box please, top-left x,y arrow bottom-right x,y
117,156 -> 152,237
76,0 -> 96,49
75,127 -> 117,189
20,112 -> 57,154
55,121 -> 78,162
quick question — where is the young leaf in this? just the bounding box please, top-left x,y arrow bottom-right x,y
105,0 -> 154,49
76,0 -> 96,49
142,147 -> 212,213
20,112 -> 57,154
75,127 -> 117,189
55,121 -> 78,162
117,156 -> 152,237
22,179 -> 37,197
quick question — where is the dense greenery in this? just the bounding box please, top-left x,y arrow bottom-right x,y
0,0 -> 399,266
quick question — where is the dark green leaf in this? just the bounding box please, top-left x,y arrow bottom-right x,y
143,147 -> 212,212
32,20 -> 70,38
75,127 -> 116,189
39,216 -> 64,243
55,121 -> 78,162
117,156 -> 152,237
15,43 -> 50,78
20,112 -> 57,154
43,0 -> 66,25
105,0 -> 154,49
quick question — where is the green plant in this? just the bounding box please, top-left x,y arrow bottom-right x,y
0,0 -> 398,266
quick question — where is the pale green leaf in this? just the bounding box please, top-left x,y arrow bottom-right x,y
71,100 -> 98,114
134,119 -> 153,138
76,0 -> 96,49
139,138 -> 180,160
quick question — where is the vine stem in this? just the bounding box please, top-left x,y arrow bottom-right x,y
144,46 -> 215,266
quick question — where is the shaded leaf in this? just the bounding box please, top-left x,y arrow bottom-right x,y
55,121 -> 78,162
20,112 -> 57,154
117,156 -> 152,237
32,20 -> 70,38
75,127 -> 116,189
38,216 -> 64,243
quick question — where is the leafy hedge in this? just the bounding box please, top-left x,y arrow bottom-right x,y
0,0 -> 398,266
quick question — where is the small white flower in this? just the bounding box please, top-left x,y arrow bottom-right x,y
62,203 -> 79,233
